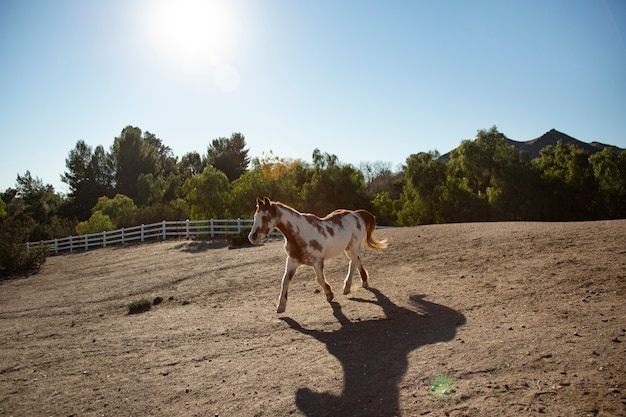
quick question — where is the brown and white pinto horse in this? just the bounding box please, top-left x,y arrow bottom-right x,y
248,197 -> 387,313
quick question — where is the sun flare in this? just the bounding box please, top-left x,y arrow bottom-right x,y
143,0 -> 241,82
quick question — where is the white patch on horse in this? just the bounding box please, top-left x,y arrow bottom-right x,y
248,197 -> 387,313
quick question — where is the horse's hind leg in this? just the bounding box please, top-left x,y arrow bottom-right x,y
313,261 -> 334,303
344,243 -> 369,294
277,257 -> 298,313
358,261 -> 369,288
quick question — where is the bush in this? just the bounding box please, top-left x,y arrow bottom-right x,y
227,227 -> 252,248
0,214 -> 48,278
76,210 -> 114,235
127,298 -> 152,314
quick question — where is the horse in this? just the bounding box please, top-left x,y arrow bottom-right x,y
248,197 -> 387,313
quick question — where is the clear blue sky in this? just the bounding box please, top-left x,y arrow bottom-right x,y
1,0 -> 625,193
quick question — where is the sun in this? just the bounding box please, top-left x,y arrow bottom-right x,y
142,0 -> 242,81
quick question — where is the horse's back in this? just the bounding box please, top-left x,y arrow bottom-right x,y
322,211 -> 366,259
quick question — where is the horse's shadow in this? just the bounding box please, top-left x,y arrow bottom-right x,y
280,287 -> 466,417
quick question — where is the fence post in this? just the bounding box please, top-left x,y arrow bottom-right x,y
122,228 -> 125,244
54,238 -> 59,255
162,220 -> 166,240
185,219 -> 190,239
84,234 -> 88,251
69,235 -> 73,253
210,219 -> 214,238
141,224 -> 144,242
103,231 -> 107,248
237,218 -> 241,233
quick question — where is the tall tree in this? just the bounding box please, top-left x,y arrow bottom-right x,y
61,140 -> 113,220
206,132 -> 250,181
178,151 -> 206,181
590,147 -> 626,218
534,140 -> 597,220
182,166 -> 230,219
110,126 -> 163,201
301,149 -> 369,216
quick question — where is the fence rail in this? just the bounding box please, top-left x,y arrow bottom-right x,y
26,219 -> 272,255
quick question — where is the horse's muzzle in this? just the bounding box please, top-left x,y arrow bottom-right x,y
248,231 -> 259,245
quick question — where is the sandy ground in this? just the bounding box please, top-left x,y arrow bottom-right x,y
0,221 -> 625,417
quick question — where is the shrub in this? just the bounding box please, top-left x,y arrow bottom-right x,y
76,210 -> 114,235
127,298 -> 152,314
227,227 -> 252,248
0,214 -> 48,278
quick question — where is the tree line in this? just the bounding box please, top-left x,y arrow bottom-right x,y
2,125 -> 625,276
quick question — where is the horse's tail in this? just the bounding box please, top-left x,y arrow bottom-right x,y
356,210 -> 388,250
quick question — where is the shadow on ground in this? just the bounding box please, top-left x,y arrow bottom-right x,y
281,287 -> 466,417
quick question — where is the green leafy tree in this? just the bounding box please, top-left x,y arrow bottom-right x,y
534,141 -> 597,220
590,147 -> 626,219
398,151 -> 448,225
61,140 -> 113,220
370,191 -> 396,226
14,171 -> 61,225
178,151 -> 207,181
0,198 -> 6,217
0,213 -> 48,277
76,211 -> 115,235
446,127 -> 521,220
110,126 -> 164,201
229,170 -> 273,218
92,194 -> 138,228
183,166 -> 230,219
206,132 -> 250,181
300,149 -> 369,216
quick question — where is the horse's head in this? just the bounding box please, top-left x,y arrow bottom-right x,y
249,197 -> 277,245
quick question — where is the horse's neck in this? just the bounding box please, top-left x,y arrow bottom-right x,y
273,204 -> 303,235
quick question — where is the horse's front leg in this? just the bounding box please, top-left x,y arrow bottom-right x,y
343,258 -> 357,295
313,260 -> 334,303
277,257 -> 298,313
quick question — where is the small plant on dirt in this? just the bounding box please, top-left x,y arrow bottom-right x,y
227,227 -> 252,248
127,298 -> 152,315
430,375 -> 455,398
153,296 -> 163,305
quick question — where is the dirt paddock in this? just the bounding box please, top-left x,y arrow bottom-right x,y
1,221 -> 625,416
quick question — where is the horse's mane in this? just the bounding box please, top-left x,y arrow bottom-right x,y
272,200 -> 320,219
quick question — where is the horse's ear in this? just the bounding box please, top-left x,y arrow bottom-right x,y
263,196 -> 271,206
256,197 -> 262,206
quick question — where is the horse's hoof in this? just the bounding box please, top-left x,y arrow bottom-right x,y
277,305 -> 286,313
361,281 -> 369,289
342,287 -> 351,295
326,293 -> 334,302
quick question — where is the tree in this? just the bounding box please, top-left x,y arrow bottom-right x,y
92,194 -> 138,228
182,166 -> 230,219
446,127 -> 526,221
300,149 -> 369,216
75,211 -> 115,235
397,151 -> 448,225
14,171 -> 61,225
110,126 -> 163,201
61,140 -> 113,220
178,151 -> 206,181
590,147 -> 626,219
206,132 -> 250,181
534,141 -> 597,220
0,213 -> 48,277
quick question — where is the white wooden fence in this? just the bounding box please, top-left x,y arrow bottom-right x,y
26,219 -> 272,256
